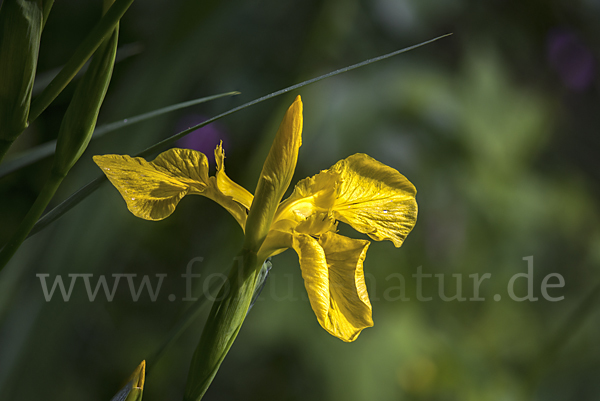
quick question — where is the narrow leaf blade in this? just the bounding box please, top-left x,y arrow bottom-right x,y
0,91 -> 239,179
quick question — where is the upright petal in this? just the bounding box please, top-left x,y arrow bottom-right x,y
330,154 -> 418,247
292,231 -> 373,342
244,96 -> 303,252
94,148 -> 249,227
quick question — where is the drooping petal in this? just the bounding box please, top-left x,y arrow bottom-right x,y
214,142 -> 253,210
292,231 -> 373,342
244,96 -> 303,252
94,148 -> 248,227
330,153 -> 417,247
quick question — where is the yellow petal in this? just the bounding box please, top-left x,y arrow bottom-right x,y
94,148 -> 248,227
258,212 -> 337,262
292,231 -> 373,342
294,212 -> 337,236
203,176 -> 250,229
330,153 -> 417,247
257,229 -> 291,262
274,169 -> 339,226
214,142 -> 253,209
244,96 -> 303,252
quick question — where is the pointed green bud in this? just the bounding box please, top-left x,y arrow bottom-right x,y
52,13 -> 118,176
0,0 -> 43,160
110,360 -> 145,401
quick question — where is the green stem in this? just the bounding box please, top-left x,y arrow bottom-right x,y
183,250 -> 262,401
0,171 -> 64,272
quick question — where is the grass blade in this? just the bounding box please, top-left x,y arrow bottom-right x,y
32,42 -> 143,96
27,176 -> 105,238
138,34 -> 453,159
25,34 -> 452,240
0,91 -> 240,179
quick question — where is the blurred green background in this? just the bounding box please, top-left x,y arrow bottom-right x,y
1,0 -> 600,400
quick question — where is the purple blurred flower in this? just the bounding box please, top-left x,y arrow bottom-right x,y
175,114 -> 229,164
547,29 -> 595,91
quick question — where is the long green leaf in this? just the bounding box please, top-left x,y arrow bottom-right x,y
25,34 -> 452,239
0,91 -> 239,179
27,0 -> 135,123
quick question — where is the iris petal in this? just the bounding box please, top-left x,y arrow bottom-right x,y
292,231 -> 373,342
94,148 -> 248,227
274,169 -> 339,224
330,153 -> 417,247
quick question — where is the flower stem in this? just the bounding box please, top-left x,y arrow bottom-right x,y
183,250 -> 262,401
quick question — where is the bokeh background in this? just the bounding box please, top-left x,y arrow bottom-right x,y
1,0 -> 600,400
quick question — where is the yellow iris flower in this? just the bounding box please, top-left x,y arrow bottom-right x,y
93,96 -> 417,342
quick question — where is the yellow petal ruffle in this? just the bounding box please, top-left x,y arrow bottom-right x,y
94,148 -> 249,227
292,231 -> 373,342
330,153 -> 417,247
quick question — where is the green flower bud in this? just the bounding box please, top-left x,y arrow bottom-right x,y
0,0 -> 43,160
52,18 -> 118,176
111,360 -> 145,401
